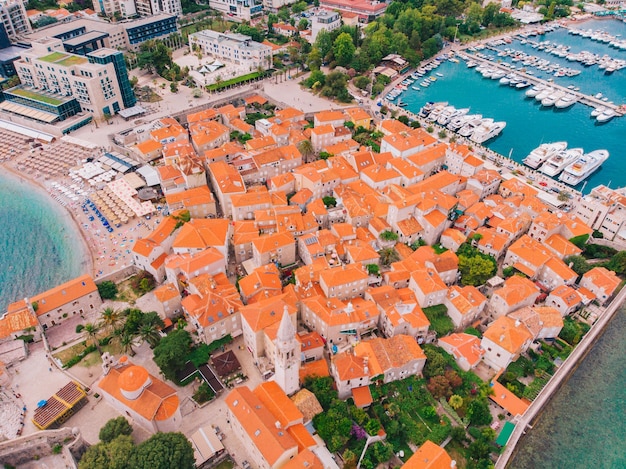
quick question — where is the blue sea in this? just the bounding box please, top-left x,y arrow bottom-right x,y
397,19 -> 626,192
0,171 -> 88,312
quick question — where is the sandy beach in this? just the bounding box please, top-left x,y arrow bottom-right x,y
0,141 -> 156,281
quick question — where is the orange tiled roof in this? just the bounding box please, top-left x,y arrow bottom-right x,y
153,283 -> 180,303
98,363 -> 179,421
172,219 -> 230,250
0,300 -> 37,340
31,275 -> 98,316
583,267 -> 621,296
226,386 -> 298,466
299,359 -> 330,381
352,385 -> 373,407
483,316 -> 532,354
403,440 -> 453,469
254,381 -> 303,427
489,380 -> 530,417
438,333 -> 484,368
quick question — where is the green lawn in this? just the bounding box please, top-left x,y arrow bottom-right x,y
423,304 -> 455,337
58,55 -> 88,66
11,88 -> 63,105
40,51 -> 68,63
207,72 -> 263,91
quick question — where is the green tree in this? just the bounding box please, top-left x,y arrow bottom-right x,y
333,32 -> 356,67
563,255 -> 591,276
119,331 -> 137,357
153,329 -> 193,381
322,196 -> 337,207
83,322 -> 103,355
79,435 -> 135,469
372,441 -> 393,463
97,281 -> 118,300
101,307 -> 123,335
604,251 -> 626,274
353,75 -> 370,90
139,322 -> 162,348
380,230 -> 399,242
321,70 -> 351,102
365,418 -> 381,436
378,247 -> 400,266
297,139 -> 314,162
130,432 -> 195,469
298,18 -> 309,30
467,398 -> 492,426
423,346 -> 448,378
314,29 -> 333,59
366,264 -> 380,276
303,376 -> 337,410
319,151 -> 332,160
306,46 -> 323,71
449,394 -> 463,410
99,417 -> 133,443
458,254 -> 496,286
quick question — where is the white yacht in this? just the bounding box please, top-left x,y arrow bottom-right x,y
523,141 -> 568,169
591,106 -> 605,118
438,107 -> 469,126
470,120 -> 506,144
459,117 -> 490,137
525,85 -> 545,98
539,147 -> 583,177
555,94 -> 578,109
559,149 -> 609,185
596,108 -> 616,123
448,113 -> 481,132
541,91 -> 565,107
436,106 -> 459,125
535,88 -> 554,101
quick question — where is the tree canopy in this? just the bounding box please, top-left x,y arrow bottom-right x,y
99,417 -> 133,443
153,329 -> 193,381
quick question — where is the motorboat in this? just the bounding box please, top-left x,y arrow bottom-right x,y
525,85 -> 545,98
596,108 -> 617,123
470,120 -> 506,144
523,141 -> 568,169
554,94 -> 578,109
539,147 -> 583,177
438,107 -> 469,126
559,150 -> 609,185
541,91 -> 565,107
459,116 -> 490,137
535,88 -> 554,101
448,113 -> 481,132
591,106 -> 605,118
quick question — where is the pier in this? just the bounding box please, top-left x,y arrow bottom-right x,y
456,51 -> 625,116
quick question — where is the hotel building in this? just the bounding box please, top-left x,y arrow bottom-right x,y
189,30 -> 272,70
3,37 -> 136,132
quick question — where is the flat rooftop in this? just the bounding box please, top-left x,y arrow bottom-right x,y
39,51 -> 88,66
0,45 -> 26,62
63,30 -> 109,47
21,18 -> 121,42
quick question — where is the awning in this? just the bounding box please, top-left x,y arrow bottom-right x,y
0,119 -> 55,142
0,101 -> 58,123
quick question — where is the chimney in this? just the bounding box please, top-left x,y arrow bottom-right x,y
515,319 -> 521,327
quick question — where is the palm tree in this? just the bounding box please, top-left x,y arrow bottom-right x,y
101,307 -> 123,336
297,139 -> 314,163
83,322 -> 103,355
378,247 -> 400,267
119,332 -> 137,357
139,323 -> 162,348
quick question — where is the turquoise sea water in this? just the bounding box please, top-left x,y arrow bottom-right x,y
0,171 -> 88,312
397,19 -> 626,192
508,307 -> 626,468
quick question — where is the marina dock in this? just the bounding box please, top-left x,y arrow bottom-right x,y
456,51 -> 625,116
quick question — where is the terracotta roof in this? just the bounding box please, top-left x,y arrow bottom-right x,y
0,300 -> 37,340
31,275 -> 98,317
438,333 -> 484,368
252,231 -> 295,254
98,363 -> 179,422
173,219 -> 230,250
254,381 -> 304,427
299,359 -> 330,382
489,380 -> 529,417
283,449 -> 324,469
166,186 -> 214,208
483,316 -> 532,354
403,440 -> 453,469
320,264 -> 368,288
154,282 -> 180,303
332,353 -> 368,381
547,285 -> 581,307
354,335 -> 426,377
240,296 -> 296,332
493,275 -> 539,307
446,285 -> 486,316
582,267 -> 621,296
132,217 -> 178,257
226,386 -> 297,466
352,386 -> 373,407
410,268 -> 447,295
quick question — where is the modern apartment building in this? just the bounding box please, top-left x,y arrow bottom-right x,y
188,30 -> 272,70
18,15 -> 177,53
3,37 -> 136,130
208,0 -> 263,22
0,0 -> 31,39
94,0 -> 181,18
310,9 -> 341,42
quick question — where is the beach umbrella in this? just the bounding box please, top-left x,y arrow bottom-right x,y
37,400 -> 47,408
